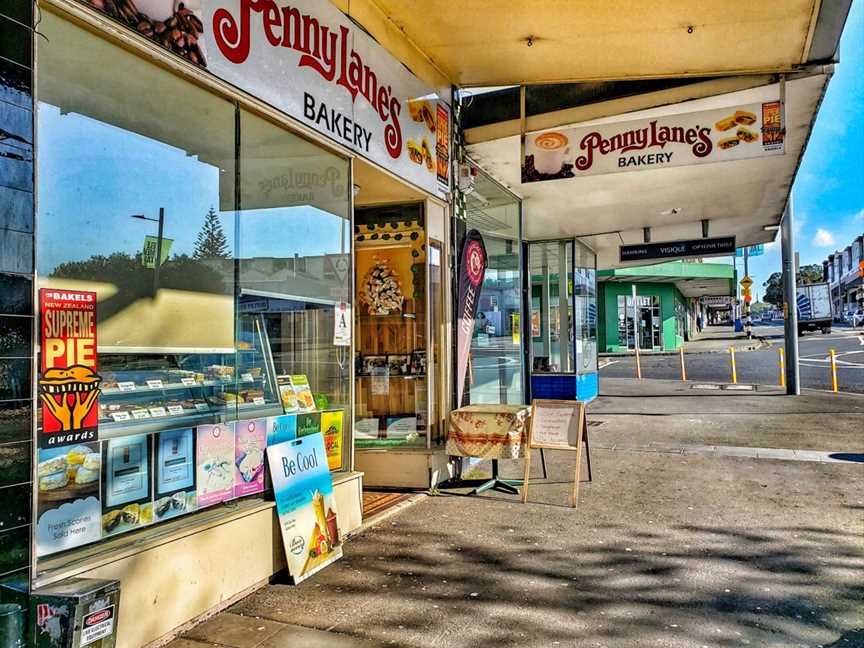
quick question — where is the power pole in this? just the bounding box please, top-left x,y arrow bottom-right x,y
781,198 -> 800,395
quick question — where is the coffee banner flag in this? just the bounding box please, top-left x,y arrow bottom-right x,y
456,230 -> 488,407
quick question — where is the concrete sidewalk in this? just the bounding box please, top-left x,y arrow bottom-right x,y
600,324 -> 769,358
167,379 -> 864,648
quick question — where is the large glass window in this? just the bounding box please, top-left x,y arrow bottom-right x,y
573,242 -> 597,375
529,241 -> 574,373
35,13 -> 351,564
462,169 -> 523,405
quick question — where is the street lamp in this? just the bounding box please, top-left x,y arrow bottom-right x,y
131,208 -> 165,296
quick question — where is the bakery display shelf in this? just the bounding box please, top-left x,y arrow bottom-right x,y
99,410 -> 216,438
101,376 -> 265,396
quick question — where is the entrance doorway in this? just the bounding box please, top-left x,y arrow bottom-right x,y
617,295 -> 661,350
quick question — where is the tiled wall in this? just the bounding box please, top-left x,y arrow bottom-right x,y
0,0 -> 34,598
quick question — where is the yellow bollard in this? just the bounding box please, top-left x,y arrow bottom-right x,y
729,347 -> 737,384
778,348 -> 785,388
679,346 -> 687,381
830,348 -> 839,393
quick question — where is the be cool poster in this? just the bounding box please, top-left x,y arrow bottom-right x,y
267,435 -> 341,584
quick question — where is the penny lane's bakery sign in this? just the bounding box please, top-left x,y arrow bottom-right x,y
76,0 -> 450,199
522,100 -> 784,182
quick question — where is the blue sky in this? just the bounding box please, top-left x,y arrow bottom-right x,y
741,2 -> 864,300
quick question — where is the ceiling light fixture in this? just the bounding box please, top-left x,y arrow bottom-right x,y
660,207 -> 681,216
762,224 -> 780,231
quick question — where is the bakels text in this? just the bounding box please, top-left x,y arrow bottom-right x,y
212,0 -> 402,158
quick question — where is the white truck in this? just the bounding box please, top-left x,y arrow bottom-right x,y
796,282 -> 832,334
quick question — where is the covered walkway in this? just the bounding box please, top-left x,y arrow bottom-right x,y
170,379 -> 864,648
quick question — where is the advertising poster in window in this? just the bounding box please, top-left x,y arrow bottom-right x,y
197,423 -> 236,508
36,442 -> 102,556
267,435 -> 342,584
267,414 -> 297,447
38,289 -> 101,448
101,434 -> 153,537
297,412 -> 321,438
235,419 -> 266,497
320,411 -> 343,471
154,428 -> 197,521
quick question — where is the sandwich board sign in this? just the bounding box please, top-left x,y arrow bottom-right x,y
267,434 -> 342,584
521,400 -> 588,508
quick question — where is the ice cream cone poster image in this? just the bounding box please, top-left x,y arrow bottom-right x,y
39,289 -> 101,448
267,434 -> 342,584
196,422 -> 236,508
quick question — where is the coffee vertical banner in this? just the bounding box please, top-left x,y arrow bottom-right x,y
456,230 -> 488,407
39,289 -> 101,448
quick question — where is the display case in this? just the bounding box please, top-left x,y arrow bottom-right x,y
96,314 -> 283,439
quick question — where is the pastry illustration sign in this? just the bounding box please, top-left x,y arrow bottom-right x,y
39,289 -> 102,448
523,100 -> 784,182
76,0 -> 450,199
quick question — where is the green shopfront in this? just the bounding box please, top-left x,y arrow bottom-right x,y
597,261 -> 735,353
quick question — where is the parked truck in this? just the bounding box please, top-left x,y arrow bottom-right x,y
796,282 -> 832,334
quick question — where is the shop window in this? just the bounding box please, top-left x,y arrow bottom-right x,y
573,242 -> 597,375
34,13 -> 351,567
462,171 -> 524,404
529,241 -> 574,373
354,204 -> 429,447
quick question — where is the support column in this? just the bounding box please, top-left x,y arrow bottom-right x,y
781,198 -> 800,395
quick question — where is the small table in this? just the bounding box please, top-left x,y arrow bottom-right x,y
446,404 -> 532,495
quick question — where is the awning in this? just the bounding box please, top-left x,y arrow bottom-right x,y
466,73 -> 830,269
598,261 -> 736,298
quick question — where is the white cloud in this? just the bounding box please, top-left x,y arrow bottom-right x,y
853,208 -> 864,223
813,228 -> 836,246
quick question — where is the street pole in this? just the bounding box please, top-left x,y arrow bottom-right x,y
781,198 -> 800,395
153,206 -> 165,296
744,246 -> 751,339
632,284 -> 641,379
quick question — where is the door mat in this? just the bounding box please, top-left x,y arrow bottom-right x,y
362,491 -> 415,518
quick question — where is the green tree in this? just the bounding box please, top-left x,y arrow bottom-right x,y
762,264 -> 826,307
193,207 -> 230,259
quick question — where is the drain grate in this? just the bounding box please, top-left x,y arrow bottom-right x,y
587,419 -> 605,427
691,383 -> 722,390
723,384 -> 755,391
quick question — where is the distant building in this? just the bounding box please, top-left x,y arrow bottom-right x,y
823,234 -> 864,315
597,261 -> 736,352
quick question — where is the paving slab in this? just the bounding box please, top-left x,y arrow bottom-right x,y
184,612 -> 285,648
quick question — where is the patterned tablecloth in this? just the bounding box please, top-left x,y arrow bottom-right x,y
446,404 -> 532,459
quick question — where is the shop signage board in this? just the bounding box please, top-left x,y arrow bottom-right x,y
267,434 -> 342,584
523,100 -> 784,183
620,236 -> 735,262
701,296 -> 732,306
35,441 -> 103,556
38,289 -> 101,448
456,230 -> 488,406
73,0 -> 450,199
736,244 -> 764,257
522,400 -> 587,508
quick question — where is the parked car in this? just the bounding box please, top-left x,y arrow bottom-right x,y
850,308 -> 864,327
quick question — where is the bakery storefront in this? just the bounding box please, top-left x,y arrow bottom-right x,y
23,0 -> 451,644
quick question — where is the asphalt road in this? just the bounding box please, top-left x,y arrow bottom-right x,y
601,321 -> 864,394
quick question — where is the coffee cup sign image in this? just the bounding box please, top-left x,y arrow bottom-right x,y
531,132 -> 570,174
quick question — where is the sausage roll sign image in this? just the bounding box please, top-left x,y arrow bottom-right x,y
39,289 -> 102,448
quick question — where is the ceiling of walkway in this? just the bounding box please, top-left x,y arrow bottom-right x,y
364,0 -> 847,86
